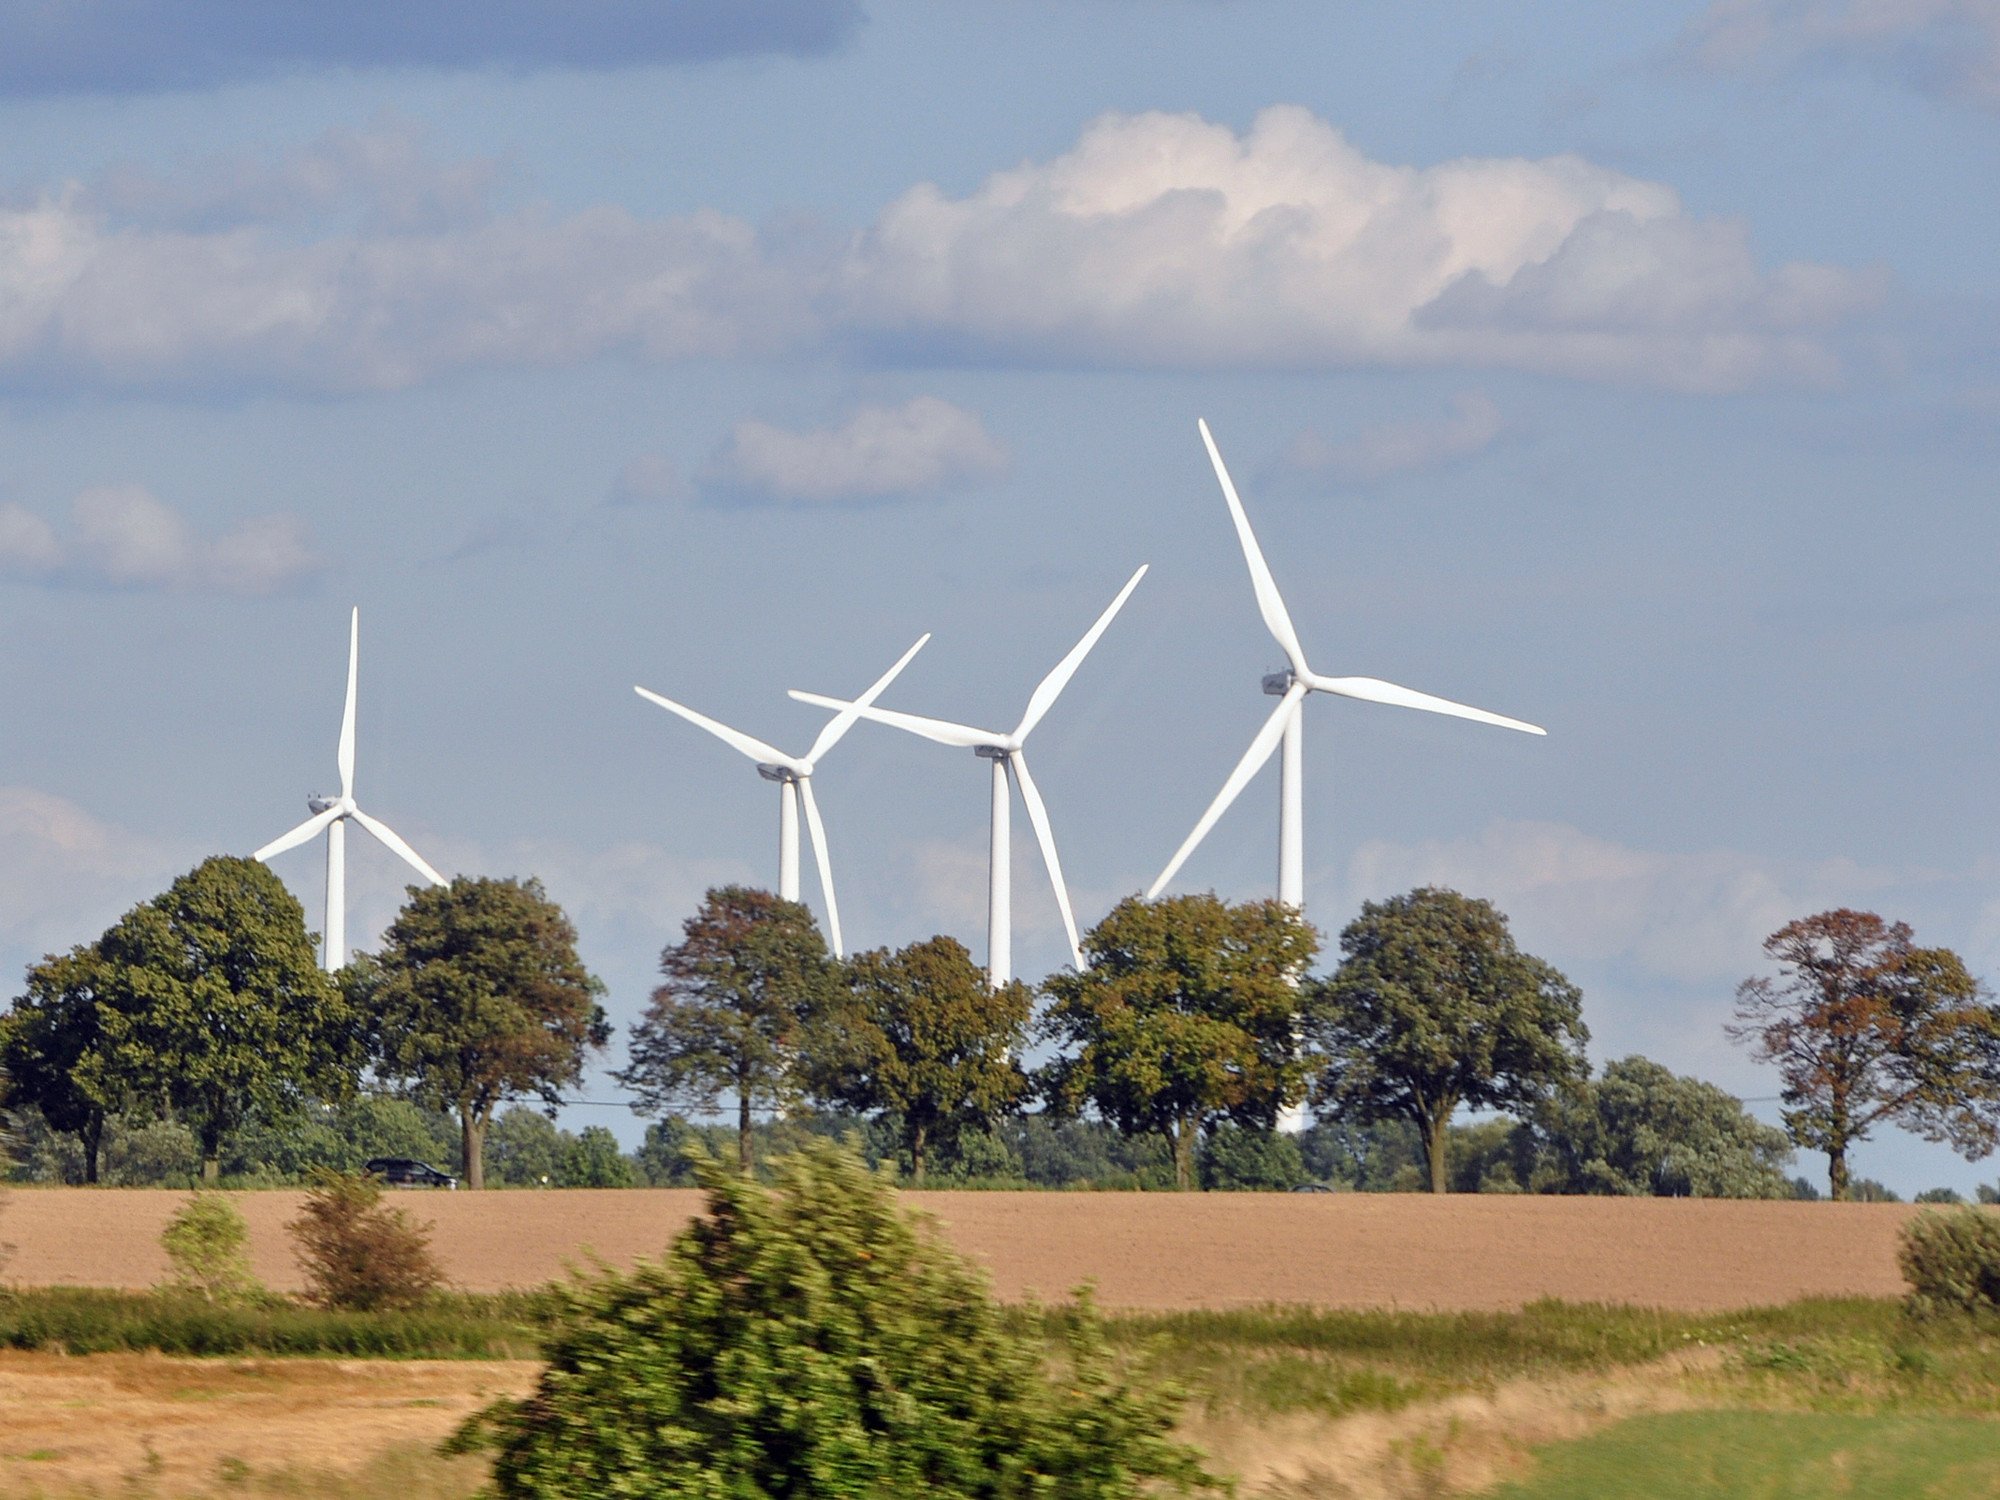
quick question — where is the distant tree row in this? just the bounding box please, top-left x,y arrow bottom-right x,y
0,856 -> 604,1188
6,857 -> 1997,1202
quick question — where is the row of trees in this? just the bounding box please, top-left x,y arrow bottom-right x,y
0,857 -> 605,1187
5,853 -> 1996,1200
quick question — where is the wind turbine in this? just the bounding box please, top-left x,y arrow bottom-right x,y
634,633 -> 930,958
793,566 -> 1147,986
254,608 -> 446,972
1150,420 -> 1545,910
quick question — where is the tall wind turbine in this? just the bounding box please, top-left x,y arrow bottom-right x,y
634,633 -> 929,958
254,608 -> 447,972
1150,420 -> 1544,909
793,566 -> 1147,986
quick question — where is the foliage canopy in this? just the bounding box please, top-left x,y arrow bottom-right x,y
618,885 -> 840,1172
455,1139 -> 1222,1498
1040,893 -> 1317,1190
807,934 -> 1030,1181
1308,887 -> 1588,1194
363,876 -> 607,1190
1730,909 -> 2000,1200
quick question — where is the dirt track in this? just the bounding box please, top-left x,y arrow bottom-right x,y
0,1188 -> 1928,1310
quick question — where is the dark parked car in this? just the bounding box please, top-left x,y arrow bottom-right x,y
364,1157 -> 457,1189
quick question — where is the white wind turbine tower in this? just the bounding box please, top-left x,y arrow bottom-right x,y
633,634 -> 930,958
1150,420 -> 1545,911
793,566 -> 1147,987
254,608 -> 446,972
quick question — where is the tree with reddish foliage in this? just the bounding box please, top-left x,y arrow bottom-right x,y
1729,910 -> 2000,1201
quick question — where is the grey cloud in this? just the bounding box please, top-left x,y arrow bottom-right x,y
0,1 -> 863,97
703,397 -> 1008,505
0,484 -> 321,594
1691,0 -> 2000,109
1283,391 -> 1504,484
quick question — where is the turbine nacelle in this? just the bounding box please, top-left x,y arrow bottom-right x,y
307,793 -> 339,814
756,763 -> 801,784
1261,672 -> 1294,697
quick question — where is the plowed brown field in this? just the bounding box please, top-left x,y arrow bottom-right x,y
0,1189 -> 1922,1310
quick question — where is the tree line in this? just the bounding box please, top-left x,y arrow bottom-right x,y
5,855 -> 1998,1200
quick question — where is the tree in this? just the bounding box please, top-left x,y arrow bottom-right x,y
365,876 -> 608,1190
617,886 -> 839,1174
805,935 -> 1030,1182
1729,910 -> 2000,1200
453,1141 -> 1221,1498
1306,887 -> 1588,1195
1039,894 -> 1317,1191
1,945 -> 119,1183
1532,1056 -> 1793,1198
90,857 -> 357,1183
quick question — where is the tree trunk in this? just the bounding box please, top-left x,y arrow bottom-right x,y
910,1119 -> 927,1185
462,1109 -> 486,1190
200,1119 -> 222,1185
738,1093 -> 754,1176
83,1117 -> 102,1185
1172,1114 -> 1198,1191
1828,1146 -> 1849,1202
1423,1111 -> 1450,1194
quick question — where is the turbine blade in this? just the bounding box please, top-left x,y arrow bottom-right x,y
1309,674 -> 1547,735
635,686 -> 792,765
787,692 -> 999,750
802,632 -> 931,768
796,777 -> 843,958
337,607 -> 359,800
253,806 -> 340,863
1014,564 -> 1148,741
1010,752 -> 1083,971
350,808 -> 447,886
1199,419 -> 1310,677
1147,682 -> 1306,898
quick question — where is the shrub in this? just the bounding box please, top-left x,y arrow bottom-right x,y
452,1140 -> 1224,1497
160,1193 -> 260,1302
1899,1207 -> 2000,1317
1200,1122 -> 1306,1190
288,1170 -> 444,1311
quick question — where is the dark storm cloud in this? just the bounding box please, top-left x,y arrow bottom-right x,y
0,0 -> 865,96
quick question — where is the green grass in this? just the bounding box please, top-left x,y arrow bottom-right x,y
1064,1297 -> 2000,1422
1479,1410 -> 2000,1499
0,1286 -> 551,1359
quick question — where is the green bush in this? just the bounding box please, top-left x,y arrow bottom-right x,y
160,1192 -> 260,1302
288,1170 -> 445,1311
1899,1208 -> 2000,1317
453,1140 -> 1223,1497
1200,1122 -> 1307,1190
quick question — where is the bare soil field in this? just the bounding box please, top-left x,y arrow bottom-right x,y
1,1188 -> 1923,1310
0,1351 -> 535,1496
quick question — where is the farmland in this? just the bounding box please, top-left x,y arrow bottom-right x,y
0,1188 -> 1922,1309
5,1189 -> 1997,1497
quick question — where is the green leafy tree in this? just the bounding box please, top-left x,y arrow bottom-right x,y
364,877 -> 608,1190
1,945 -> 119,1182
1307,887 -> 1588,1195
1040,894 -> 1317,1191
452,1140 -> 1222,1498
560,1124 -> 635,1187
806,935 -> 1030,1182
1199,1122 -> 1307,1191
87,857 -> 356,1184
160,1192 -> 259,1302
617,886 -> 840,1174
1729,909 -> 2000,1201
1532,1056 -> 1793,1198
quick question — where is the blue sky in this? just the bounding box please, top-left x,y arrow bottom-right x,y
1,0 -> 1996,1193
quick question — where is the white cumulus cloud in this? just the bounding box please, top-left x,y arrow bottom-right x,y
0,787 -> 177,964
1692,0 -> 2000,108
1283,390 -> 1505,483
705,396 -> 1008,505
0,485 -> 320,595
837,105 -> 1881,392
